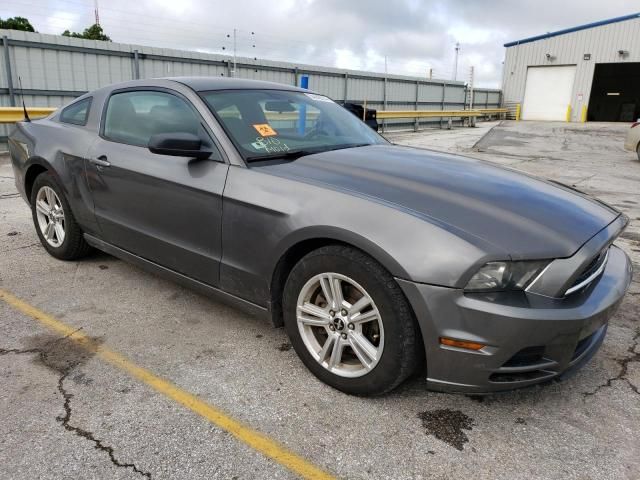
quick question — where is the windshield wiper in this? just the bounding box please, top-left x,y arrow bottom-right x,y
245,149 -> 317,163
244,143 -> 372,163
324,143 -> 370,151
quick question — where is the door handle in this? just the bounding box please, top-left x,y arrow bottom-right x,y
90,156 -> 111,168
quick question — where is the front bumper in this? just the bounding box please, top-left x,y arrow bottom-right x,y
398,245 -> 633,393
623,132 -> 638,152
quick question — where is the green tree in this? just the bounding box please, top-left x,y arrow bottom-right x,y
62,24 -> 111,41
0,16 -> 36,32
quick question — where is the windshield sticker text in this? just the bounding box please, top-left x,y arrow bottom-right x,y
252,137 -> 290,153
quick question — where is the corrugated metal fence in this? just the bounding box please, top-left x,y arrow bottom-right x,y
1,29 -> 501,142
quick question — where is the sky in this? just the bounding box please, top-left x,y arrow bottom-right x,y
1,0 -> 638,88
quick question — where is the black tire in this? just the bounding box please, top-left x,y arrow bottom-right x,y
30,172 -> 92,260
283,245 -> 421,395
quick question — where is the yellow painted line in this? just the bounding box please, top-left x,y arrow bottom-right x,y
0,288 -> 335,480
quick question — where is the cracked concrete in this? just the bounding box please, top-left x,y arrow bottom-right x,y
2,122 -> 640,479
582,330 -> 640,398
56,369 -> 152,479
1,334 -> 151,478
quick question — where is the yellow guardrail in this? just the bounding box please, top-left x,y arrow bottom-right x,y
1,106 -> 508,124
376,108 -> 507,120
0,107 -> 57,123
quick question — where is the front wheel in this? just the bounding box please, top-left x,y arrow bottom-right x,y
283,245 -> 421,395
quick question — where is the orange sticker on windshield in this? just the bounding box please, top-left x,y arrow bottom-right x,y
252,123 -> 277,137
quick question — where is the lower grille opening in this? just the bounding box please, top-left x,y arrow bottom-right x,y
489,370 -> 553,383
503,346 -> 545,367
572,331 -> 596,361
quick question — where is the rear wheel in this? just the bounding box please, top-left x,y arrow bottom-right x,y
31,173 -> 92,260
283,245 -> 421,395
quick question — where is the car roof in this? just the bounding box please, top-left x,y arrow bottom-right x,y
165,76 -> 308,93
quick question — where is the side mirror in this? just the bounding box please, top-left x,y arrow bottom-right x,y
148,133 -> 211,160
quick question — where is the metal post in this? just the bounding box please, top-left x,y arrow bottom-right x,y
382,76 -> 387,133
440,83 -> 446,129
343,72 -> 348,103
452,42 -> 460,81
2,36 -> 16,107
414,80 -> 419,132
293,67 -> 299,86
298,75 -> 309,135
226,60 -> 232,77
469,66 -> 475,127
232,28 -> 237,77
469,66 -> 474,110
133,49 -> 140,79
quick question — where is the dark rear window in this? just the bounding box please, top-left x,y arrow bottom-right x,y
60,97 -> 92,126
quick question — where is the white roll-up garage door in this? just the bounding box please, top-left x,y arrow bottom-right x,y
521,66 -> 576,121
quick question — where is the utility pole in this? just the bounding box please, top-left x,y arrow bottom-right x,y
469,66 -> 474,109
468,66 -> 475,127
429,68 -> 433,80
233,28 -> 237,77
384,55 -> 388,75
452,42 -> 460,81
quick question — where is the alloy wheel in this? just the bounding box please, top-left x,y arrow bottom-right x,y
35,186 -> 66,247
296,272 -> 384,378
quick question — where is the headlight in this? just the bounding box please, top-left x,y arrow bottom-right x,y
464,260 -> 549,292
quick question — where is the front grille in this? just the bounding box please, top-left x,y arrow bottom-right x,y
566,248 -> 609,295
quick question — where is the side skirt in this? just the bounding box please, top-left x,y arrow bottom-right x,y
84,234 -> 270,320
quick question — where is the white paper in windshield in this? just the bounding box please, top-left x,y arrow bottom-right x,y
304,93 -> 334,103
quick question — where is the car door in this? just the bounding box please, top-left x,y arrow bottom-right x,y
86,88 -> 229,287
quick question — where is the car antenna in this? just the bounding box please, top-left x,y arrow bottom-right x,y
18,76 -> 31,122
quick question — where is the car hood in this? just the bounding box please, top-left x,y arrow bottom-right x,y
258,144 -> 619,259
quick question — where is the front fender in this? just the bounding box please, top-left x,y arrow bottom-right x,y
272,225 -> 411,281
220,166 -> 504,307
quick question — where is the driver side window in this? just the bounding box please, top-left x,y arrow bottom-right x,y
103,90 -> 202,147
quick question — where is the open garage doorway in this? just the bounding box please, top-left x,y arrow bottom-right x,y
588,63 -> 640,122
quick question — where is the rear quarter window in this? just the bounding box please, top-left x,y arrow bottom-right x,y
59,97 -> 92,126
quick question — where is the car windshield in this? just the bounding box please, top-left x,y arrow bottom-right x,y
200,89 -> 386,161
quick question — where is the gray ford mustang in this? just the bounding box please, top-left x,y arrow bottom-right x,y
8,77 -> 632,395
